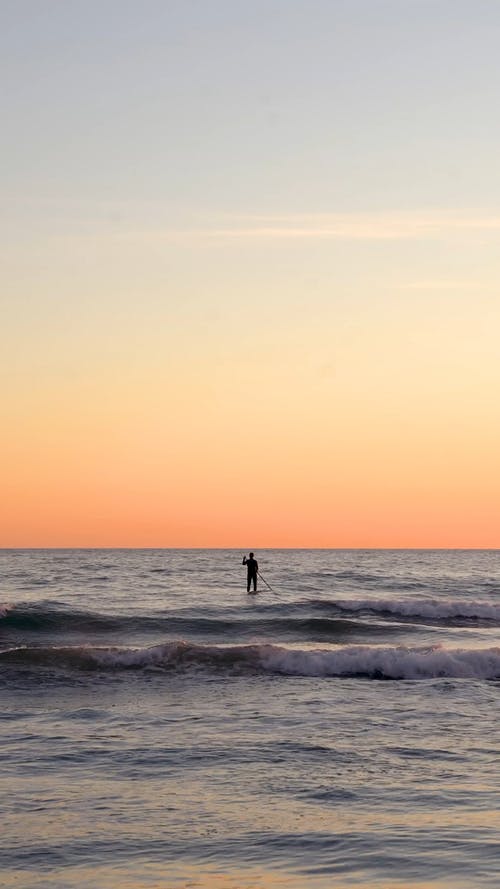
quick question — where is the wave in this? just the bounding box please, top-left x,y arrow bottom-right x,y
0,603 -> 123,633
2,598 -> 499,645
1,640 -> 499,680
0,603 -> 395,640
4,596 -> 500,644
308,597 -> 500,625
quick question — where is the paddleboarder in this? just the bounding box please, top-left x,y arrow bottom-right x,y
242,552 -> 258,593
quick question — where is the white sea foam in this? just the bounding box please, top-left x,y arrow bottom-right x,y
334,597 -> 500,621
3,638 -> 499,680
257,643 -> 500,679
86,640 -> 500,680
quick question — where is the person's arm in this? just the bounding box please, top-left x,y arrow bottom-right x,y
242,556 -> 247,564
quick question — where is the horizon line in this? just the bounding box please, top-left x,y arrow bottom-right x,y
0,546 -> 498,552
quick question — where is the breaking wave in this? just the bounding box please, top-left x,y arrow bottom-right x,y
0,602 -> 399,640
309,597 -> 500,625
2,596 -> 499,642
1,641 -> 499,680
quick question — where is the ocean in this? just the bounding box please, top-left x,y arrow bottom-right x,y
1,548 -> 499,889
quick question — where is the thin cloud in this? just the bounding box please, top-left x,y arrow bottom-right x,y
199,212 -> 500,242
40,209 -> 500,246
403,279 -> 482,291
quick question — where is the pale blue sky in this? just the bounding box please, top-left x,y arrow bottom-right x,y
2,0 -> 500,369
2,0 -> 500,219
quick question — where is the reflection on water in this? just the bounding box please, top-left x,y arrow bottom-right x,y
0,865 -> 478,889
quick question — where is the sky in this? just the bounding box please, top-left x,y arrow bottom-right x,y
1,0 -> 499,547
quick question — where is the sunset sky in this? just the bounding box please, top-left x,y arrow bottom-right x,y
2,0 -> 499,547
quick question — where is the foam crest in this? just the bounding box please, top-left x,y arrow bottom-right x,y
258,643 -> 500,679
1,641 -> 499,680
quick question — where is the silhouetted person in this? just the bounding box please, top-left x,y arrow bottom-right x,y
242,552 -> 258,593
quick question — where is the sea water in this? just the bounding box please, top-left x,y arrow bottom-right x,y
1,549 -> 499,888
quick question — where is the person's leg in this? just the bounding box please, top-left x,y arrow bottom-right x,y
247,572 -> 251,592
253,572 -> 257,591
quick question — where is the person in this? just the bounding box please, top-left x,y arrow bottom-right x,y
242,552 -> 258,593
